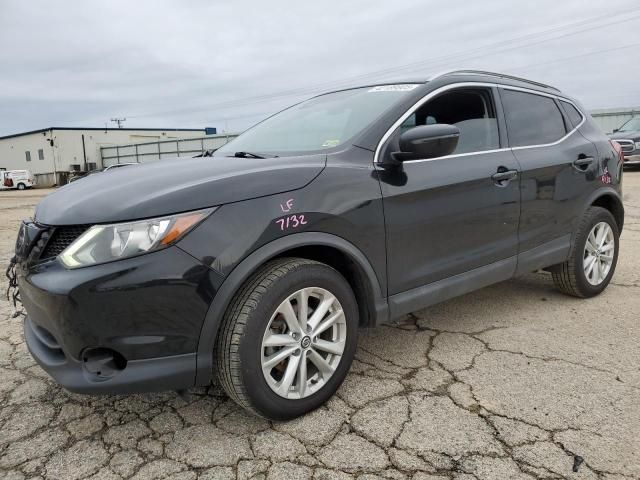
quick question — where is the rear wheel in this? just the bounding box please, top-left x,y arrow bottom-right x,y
552,207 -> 619,297
216,258 -> 358,420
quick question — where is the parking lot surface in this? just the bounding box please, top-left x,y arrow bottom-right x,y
1,179 -> 639,480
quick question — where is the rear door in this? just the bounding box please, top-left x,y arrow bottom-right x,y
379,85 -> 521,296
499,87 -> 599,272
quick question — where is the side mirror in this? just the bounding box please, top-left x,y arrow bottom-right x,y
392,124 -> 460,162
613,128 -> 619,133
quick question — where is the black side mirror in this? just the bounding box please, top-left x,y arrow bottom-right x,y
613,128 -> 619,133
392,124 -> 460,162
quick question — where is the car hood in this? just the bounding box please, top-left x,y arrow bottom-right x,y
610,130 -> 640,140
35,155 -> 326,225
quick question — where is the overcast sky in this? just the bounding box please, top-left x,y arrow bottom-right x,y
1,0 -> 640,137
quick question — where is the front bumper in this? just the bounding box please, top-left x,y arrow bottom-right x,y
24,316 -> 197,394
18,246 -> 221,394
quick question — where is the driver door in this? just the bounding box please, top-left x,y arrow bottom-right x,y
377,86 -> 521,311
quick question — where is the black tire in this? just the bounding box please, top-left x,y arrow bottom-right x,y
215,257 -> 358,420
552,207 -> 619,298
17,183 -> 25,190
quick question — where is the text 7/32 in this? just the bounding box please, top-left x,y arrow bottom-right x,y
275,214 -> 308,231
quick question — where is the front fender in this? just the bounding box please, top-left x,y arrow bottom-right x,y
189,232 -> 388,386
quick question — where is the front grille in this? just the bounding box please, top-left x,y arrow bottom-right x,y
40,225 -> 91,259
616,139 -> 635,154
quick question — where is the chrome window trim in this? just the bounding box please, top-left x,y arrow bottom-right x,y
558,98 -> 586,127
402,148 -> 511,165
373,82 -> 499,165
374,82 -> 586,165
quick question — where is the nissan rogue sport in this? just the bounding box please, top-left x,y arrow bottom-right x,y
11,70 -> 624,420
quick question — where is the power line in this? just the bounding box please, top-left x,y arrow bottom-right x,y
125,9 -> 640,120
378,12 -> 640,78
509,42 -> 640,73
202,41 -> 640,126
110,117 -> 126,128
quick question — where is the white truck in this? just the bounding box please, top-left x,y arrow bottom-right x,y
0,170 -> 35,190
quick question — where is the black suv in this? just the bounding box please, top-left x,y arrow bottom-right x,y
13,70 -> 624,420
610,116 -> 640,166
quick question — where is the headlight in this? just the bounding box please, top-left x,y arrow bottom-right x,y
635,141 -> 640,150
59,208 -> 215,269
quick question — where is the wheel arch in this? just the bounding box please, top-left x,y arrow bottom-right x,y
587,189 -> 624,232
194,232 -> 388,386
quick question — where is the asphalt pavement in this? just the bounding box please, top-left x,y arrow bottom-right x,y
1,175 -> 639,480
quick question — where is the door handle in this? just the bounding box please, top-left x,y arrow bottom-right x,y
573,155 -> 594,170
491,168 -> 518,186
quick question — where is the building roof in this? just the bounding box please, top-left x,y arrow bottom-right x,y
0,127 -> 206,141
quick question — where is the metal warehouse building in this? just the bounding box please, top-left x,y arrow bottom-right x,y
590,107 -> 640,134
0,127 -> 212,186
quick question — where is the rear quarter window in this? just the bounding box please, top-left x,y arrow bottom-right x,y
501,89 -> 567,147
559,100 -> 584,129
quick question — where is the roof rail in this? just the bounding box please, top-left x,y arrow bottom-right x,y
427,69 -> 560,92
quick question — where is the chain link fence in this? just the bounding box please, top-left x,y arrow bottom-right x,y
100,134 -> 238,167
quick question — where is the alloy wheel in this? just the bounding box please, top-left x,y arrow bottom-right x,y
583,221 -> 615,286
261,287 -> 346,399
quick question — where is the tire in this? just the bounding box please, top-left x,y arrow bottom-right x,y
552,207 -> 619,298
216,257 -> 358,420
17,183 -> 25,190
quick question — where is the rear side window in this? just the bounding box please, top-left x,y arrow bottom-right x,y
560,100 -> 584,129
501,90 -> 567,147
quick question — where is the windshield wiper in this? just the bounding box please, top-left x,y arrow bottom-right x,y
232,151 -> 279,159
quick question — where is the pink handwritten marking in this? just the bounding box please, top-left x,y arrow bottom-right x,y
280,198 -> 294,213
276,214 -> 308,231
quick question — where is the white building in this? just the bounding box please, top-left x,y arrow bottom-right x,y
0,127 -> 212,186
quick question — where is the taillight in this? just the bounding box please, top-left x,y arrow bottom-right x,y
611,140 -> 624,163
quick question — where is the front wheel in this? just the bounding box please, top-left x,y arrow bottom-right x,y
216,258 -> 358,420
17,183 -> 26,190
552,206 -> 619,298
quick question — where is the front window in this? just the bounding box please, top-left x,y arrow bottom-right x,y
619,117 -> 640,132
398,87 -> 500,155
215,85 -> 419,156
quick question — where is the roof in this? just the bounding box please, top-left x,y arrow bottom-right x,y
0,127 -> 206,141
318,70 -> 562,99
428,69 -> 561,92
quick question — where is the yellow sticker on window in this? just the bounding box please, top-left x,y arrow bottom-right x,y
322,140 -> 340,147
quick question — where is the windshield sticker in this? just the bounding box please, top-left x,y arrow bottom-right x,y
368,84 -> 419,93
322,140 -> 340,148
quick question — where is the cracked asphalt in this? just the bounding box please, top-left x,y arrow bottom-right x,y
1,177 -> 640,480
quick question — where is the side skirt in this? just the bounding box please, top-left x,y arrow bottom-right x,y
385,235 -> 573,323
515,234 -> 571,276
387,256 -> 517,321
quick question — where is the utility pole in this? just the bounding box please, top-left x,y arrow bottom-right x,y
47,130 -> 58,185
110,118 -> 126,128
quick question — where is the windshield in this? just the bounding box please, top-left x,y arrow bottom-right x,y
216,84 -> 420,156
619,117 -> 640,132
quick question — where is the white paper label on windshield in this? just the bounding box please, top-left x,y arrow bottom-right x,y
368,84 -> 419,92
